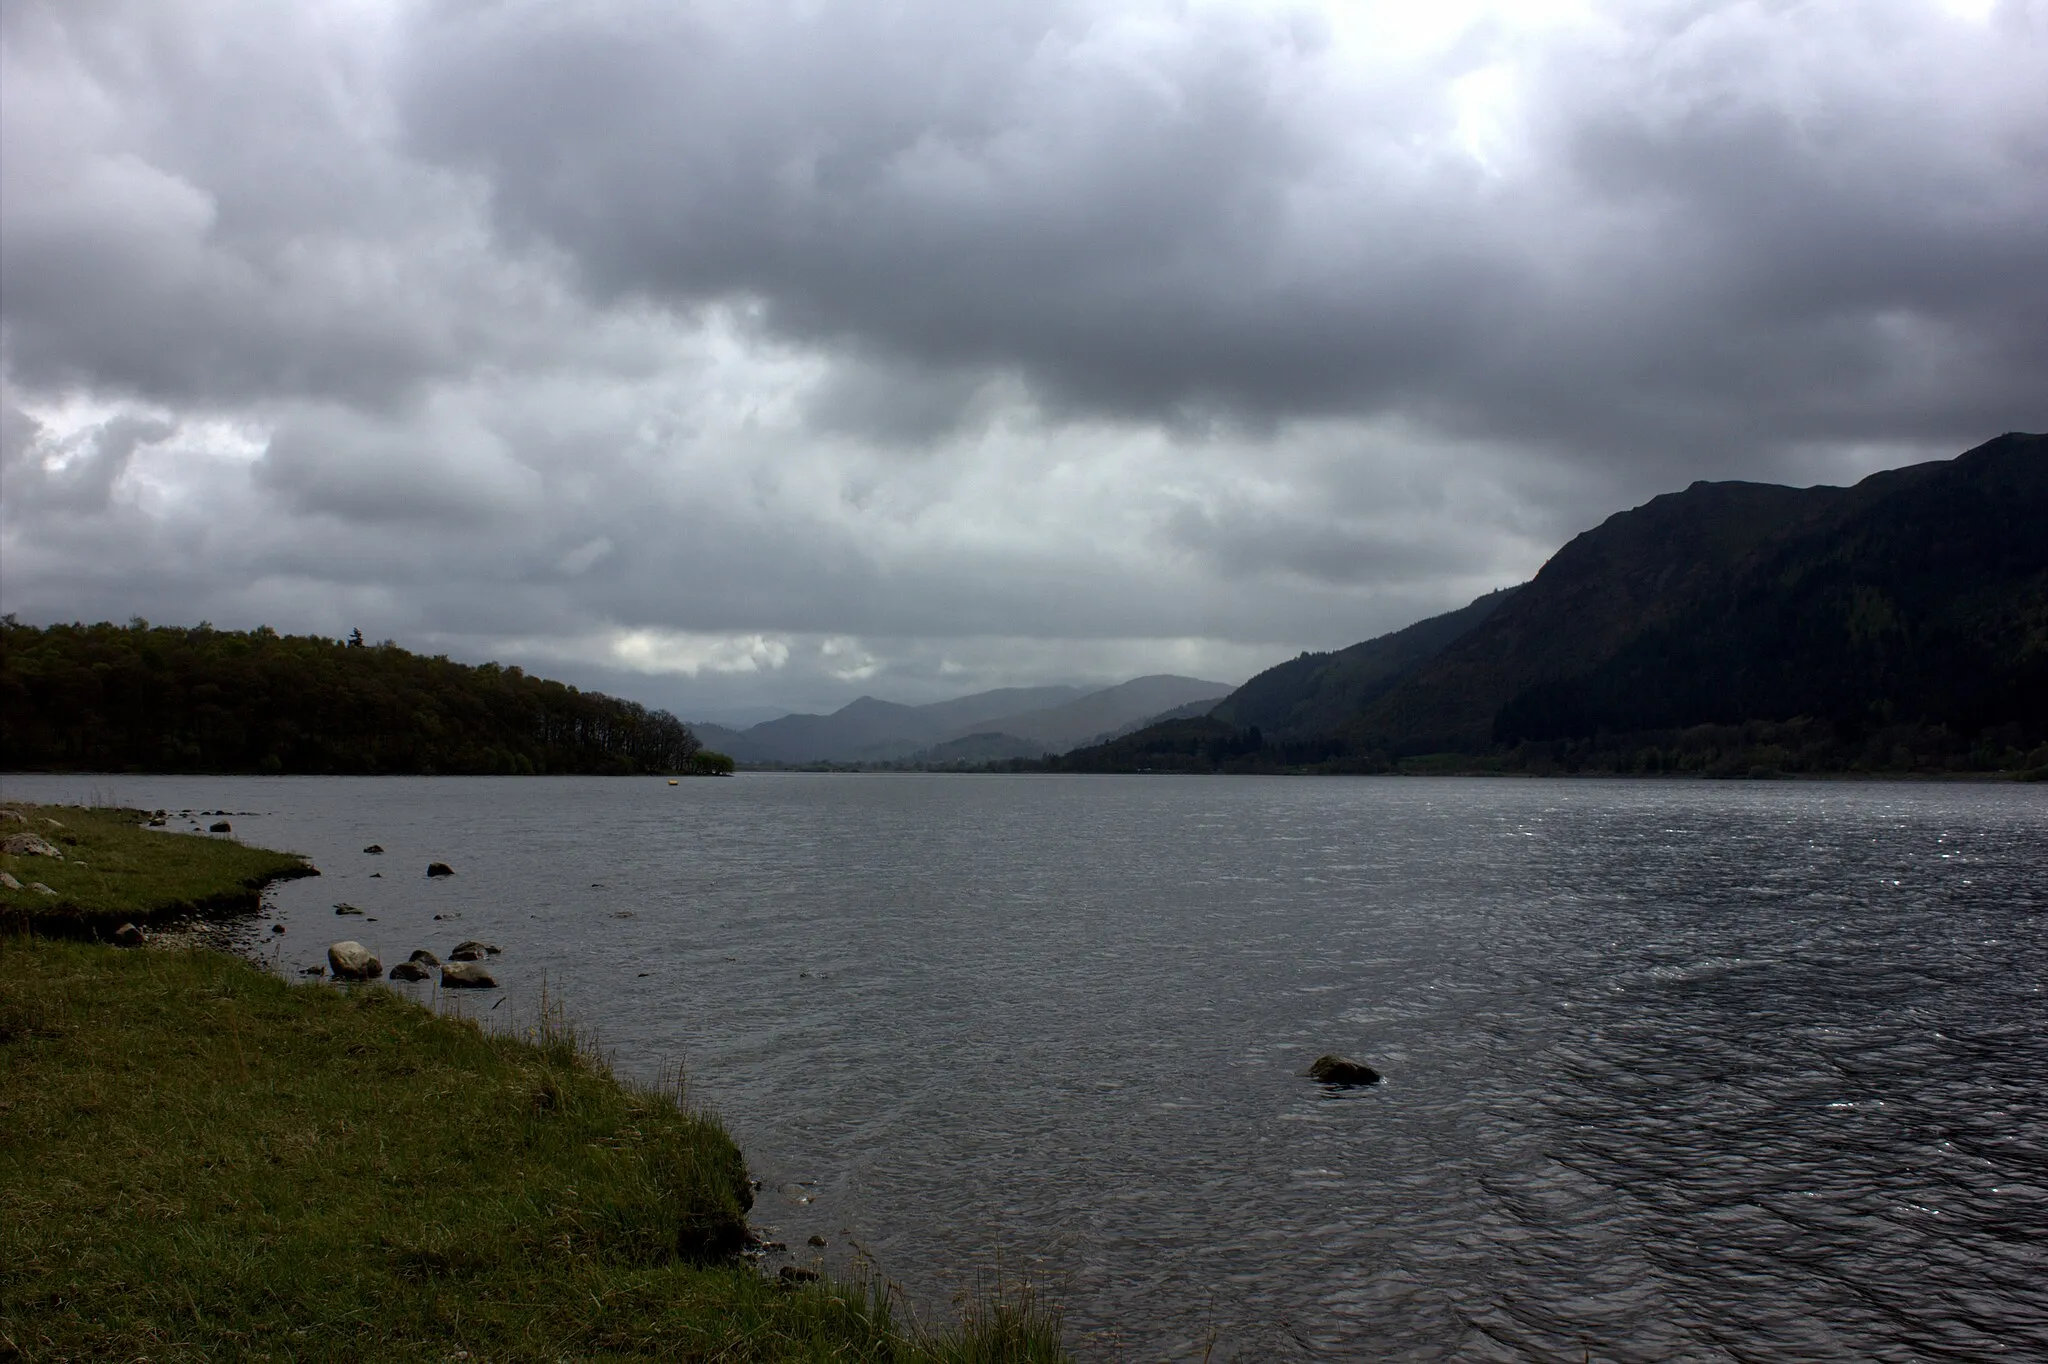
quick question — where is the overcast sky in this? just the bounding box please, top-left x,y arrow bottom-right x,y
3,0 -> 2043,722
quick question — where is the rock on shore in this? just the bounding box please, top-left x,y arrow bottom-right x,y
2,833 -> 63,858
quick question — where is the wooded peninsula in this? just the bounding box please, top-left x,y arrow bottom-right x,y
0,620 -> 730,776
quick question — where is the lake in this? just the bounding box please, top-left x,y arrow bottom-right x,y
5,772 -> 2044,1360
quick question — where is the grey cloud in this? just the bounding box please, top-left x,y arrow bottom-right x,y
398,0 -> 2046,463
254,406 -> 543,526
0,404 -> 174,515
803,357 -> 1007,447
1165,501 -> 1498,588
0,0 -> 589,411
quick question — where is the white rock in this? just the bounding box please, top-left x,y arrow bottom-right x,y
327,940 -> 383,980
1,833 -> 63,858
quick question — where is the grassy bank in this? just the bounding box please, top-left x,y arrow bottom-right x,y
0,803 -> 315,935
0,807 -> 1066,1361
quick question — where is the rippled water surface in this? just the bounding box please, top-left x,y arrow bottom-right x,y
7,773 -> 2045,1360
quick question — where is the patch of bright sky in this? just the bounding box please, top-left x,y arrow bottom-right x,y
605,628 -> 795,677
1293,0 -> 1602,175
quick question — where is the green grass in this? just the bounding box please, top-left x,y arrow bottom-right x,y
0,803 -> 314,934
0,803 -> 1069,1361
0,939 -> 1067,1362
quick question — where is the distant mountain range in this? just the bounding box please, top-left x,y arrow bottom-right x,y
692,674 -> 1236,765
1051,432 -> 2048,776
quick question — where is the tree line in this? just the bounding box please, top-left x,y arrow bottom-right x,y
0,618 -> 720,776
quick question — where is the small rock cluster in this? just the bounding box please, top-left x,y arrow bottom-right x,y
324,937 -> 501,989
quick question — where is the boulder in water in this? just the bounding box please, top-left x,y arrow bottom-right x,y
1305,1054 -> 1381,1086
441,961 -> 497,989
408,949 -> 440,966
426,862 -> 454,878
388,960 -> 432,982
327,941 -> 382,981
449,940 -> 500,961
363,844 -> 384,855
209,821 -> 232,833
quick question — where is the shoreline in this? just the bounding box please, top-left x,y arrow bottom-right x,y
0,802 -> 1068,1360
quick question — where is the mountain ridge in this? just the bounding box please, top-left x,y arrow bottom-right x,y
694,674 -> 1234,765
1052,432 -> 2048,775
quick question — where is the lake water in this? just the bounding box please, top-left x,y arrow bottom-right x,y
5,772 -> 2045,1360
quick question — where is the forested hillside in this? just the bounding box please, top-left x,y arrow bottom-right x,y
1050,432 -> 2048,777
0,620 -> 708,775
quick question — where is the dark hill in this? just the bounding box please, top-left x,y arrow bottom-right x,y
1357,432 -> 2047,756
1054,432 -> 2048,775
0,620 -> 708,775
1047,717 -> 1263,774
1212,587 -> 1519,743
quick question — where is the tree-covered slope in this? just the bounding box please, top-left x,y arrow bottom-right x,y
1212,587 -> 1520,740
0,620 -> 705,775
1051,432 -> 2048,774
1482,433 -> 2048,749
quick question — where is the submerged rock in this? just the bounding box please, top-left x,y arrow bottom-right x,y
449,940 -> 500,961
333,903 -> 364,915
327,940 -> 382,981
388,960 -> 432,982
441,961 -> 497,989
363,844 -> 384,855
426,861 -> 455,878
1305,1054 -> 1382,1087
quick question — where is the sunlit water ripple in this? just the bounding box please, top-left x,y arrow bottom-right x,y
7,772 -> 2044,1360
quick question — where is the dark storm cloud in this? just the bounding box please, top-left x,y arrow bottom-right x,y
0,0 -> 586,412
399,0 -> 2047,464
